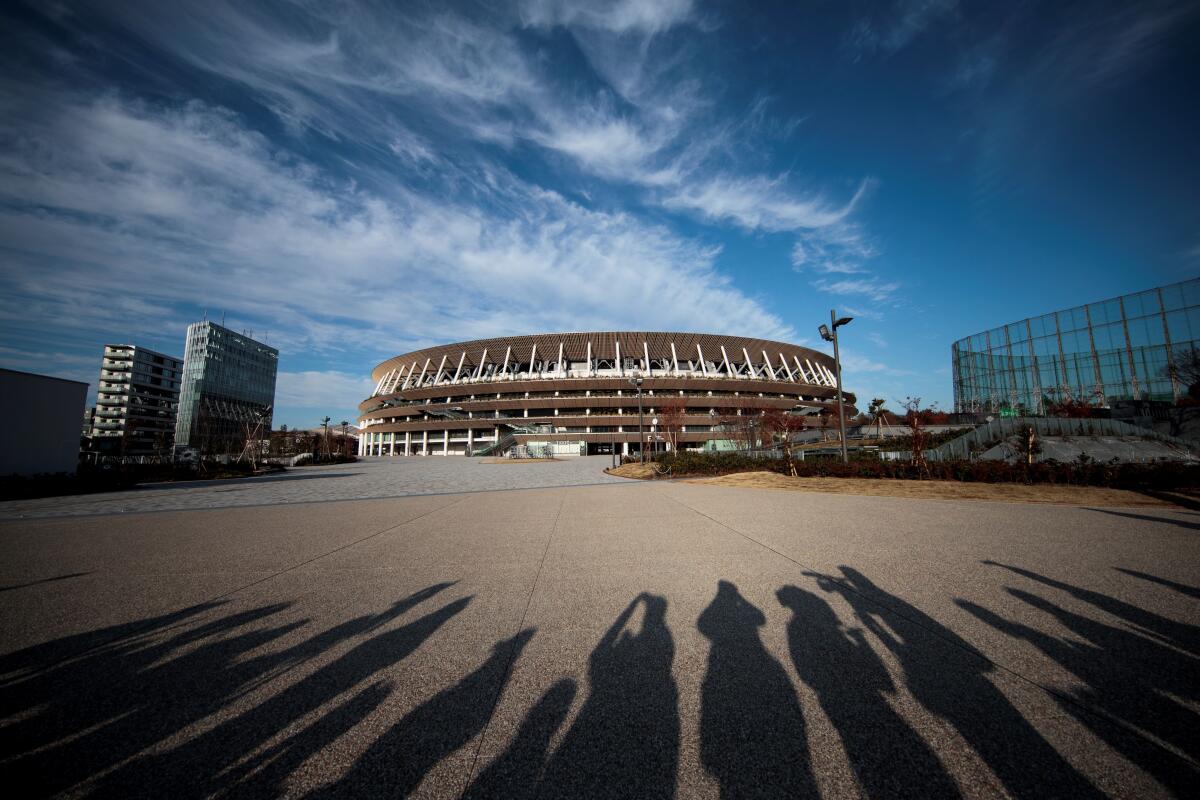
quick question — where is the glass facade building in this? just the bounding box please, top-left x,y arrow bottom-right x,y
952,278 -> 1200,414
174,321 -> 278,451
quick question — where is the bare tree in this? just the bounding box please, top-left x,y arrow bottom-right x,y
1166,345 -> 1200,399
656,403 -> 685,452
761,408 -> 807,475
900,396 -> 934,478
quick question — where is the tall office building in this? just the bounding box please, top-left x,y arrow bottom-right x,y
174,321 -> 279,453
91,344 -> 183,455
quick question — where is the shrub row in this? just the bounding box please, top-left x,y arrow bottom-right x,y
654,451 -> 1200,490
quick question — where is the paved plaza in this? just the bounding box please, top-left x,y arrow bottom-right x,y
1,457 -> 1198,797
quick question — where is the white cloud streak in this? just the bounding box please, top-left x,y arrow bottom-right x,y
813,278 -> 901,304
0,91 -> 794,360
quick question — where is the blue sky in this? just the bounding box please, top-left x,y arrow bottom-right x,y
1,0 -> 1197,429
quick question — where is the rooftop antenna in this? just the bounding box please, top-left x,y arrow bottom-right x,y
221,310 -> 226,327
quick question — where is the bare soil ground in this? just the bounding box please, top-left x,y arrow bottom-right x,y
686,471 -> 1167,506
607,464 -> 1167,506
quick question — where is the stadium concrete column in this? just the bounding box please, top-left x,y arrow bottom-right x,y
389,434 -> 395,456
405,431 -> 412,455
422,430 -> 428,456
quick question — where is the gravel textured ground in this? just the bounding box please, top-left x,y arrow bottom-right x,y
0,455 -> 625,520
1,457 -> 1197,798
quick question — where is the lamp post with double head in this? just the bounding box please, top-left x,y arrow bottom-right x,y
818,310 -> 853,464
629,376 -> 645,463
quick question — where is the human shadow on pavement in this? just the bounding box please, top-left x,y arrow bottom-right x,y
809,567 -> 1102,799
1114,566 -> 1200,599
538,592 -> 680,798
97,586 -> 471,798
961,566 -> 1200,796
463,592 -> 679,800
0,600 -> 296,796
462,679 -> 577,800
984,560 -> 1200,655
697,580 -> 817,798
309,628 -> 535,798
776,585 -> 959,799
0,581 -> 460,797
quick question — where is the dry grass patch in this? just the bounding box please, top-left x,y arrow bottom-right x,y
687,471 -> 1168,507
606,462 -> 663,479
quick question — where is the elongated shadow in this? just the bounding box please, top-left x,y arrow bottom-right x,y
1087,508 -> 1200,531
96,590 -> 472,798
0,602 -> 297,796
698,580 -> 816,798
959,587 -> 1200,795
1113,567 -> 1200,600
983,561 -> 1200,655
462,679 -> 577,800
0,600 -> 222,685
539,592 -> 680,798
777,585 -> 959,798
0,571 -> 89,593
311,628 -> 535,798
810,567 -> 1102,799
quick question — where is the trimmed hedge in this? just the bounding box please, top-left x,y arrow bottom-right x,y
654,451 -> 1200,490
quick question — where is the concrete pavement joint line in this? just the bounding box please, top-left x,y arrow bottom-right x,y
458,495 -> 566,798
660,487 -> 1200,770
206,496 -> 469,603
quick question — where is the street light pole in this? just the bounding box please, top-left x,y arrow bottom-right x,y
629,376 -> 645,464
819,309 -> 853,464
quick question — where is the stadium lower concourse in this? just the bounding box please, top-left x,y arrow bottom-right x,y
357,332 -> 856,457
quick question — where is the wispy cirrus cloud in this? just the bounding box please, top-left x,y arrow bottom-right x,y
663,175 -> 868,233
519,0 -> 696,35
1,0 -> 897,422
813,278 -> 901,304
43,0 -> 861,234
791,223 -> 877,275
845,0 -> 959,61
0,90 -> 795,359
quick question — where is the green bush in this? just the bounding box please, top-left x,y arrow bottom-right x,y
652,451 -> 1200,490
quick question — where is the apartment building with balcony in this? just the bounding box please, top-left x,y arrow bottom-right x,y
91,344 -> 184,456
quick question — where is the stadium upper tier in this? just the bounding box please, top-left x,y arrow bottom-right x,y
357,332 -> 855,456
